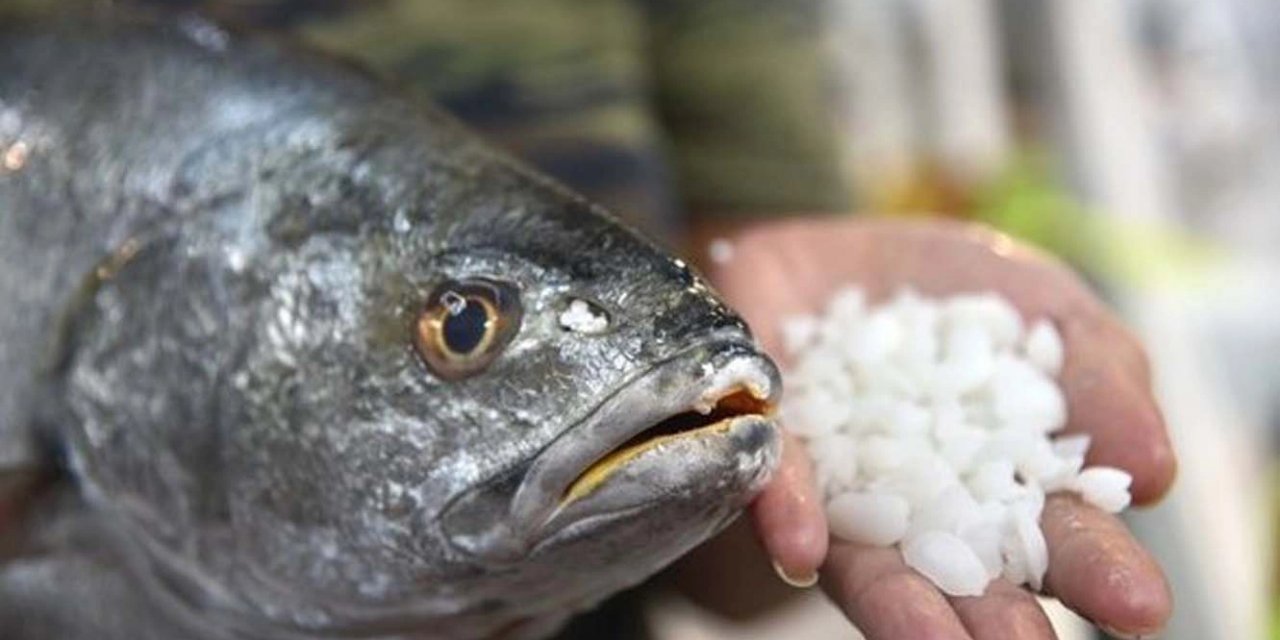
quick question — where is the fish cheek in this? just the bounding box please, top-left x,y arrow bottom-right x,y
59,233 -> 252,545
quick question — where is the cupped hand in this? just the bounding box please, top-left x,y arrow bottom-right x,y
697,216 -> 1175,639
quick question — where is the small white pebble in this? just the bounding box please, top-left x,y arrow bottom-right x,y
825,288 -> 867,324
975,430 -> 1036,470
945,294 -> 1024,349
1002,503 -> 1049,590
782,388 -> 848,439
846,310 -> 903,366
858,435 -> 908,476
937,428 -> 986,472
934,323 -> 996,396
863,363 -> 918,398
960,516 -> 1005,579
931,400 -> 966,439
1040,454 -> 1085,493
903,532 -> 990,597
888,402 -> 931,436
907,485 -> 980,539
808,433 -> 860,493
1015,437 -> 1064,484
1072,467 -> 1133,513
1051,434 -> 1091,459
1024,319 -> 1065,376
990,358 -> 1067,434
967,460 -> 1019,503
826,492 -> 910,546
881,453 -> 960,509
781,316 -> 820,356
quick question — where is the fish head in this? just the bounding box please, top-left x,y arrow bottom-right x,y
34,16 -> 782,637
188,126 -> 784,633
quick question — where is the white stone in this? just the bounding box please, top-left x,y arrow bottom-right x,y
967,460 -> 1019,503
827,492 -> 910,546
859,435 -> 908,476
1040,454 -> 1085,493
825,288 -> 867,325
1073,467 -> 1133,513
781,316 -> 820,356
1002,503 -> 1049,590
808,433 -> 860,494
881,453 -> 960,509
960,516 -> 1004,580
1024,319 -> 1065,375
1051,433 -> 1091,459
888,402 -> 932,436
990,357 -> 1068,433
903,532 -> 990,597
846,309 -> 903,366
937,427 -> 987,472
782,388 -> 847,439
939,322 -> 996,395
907,485 -> 980,539
945,294 -> 1024,349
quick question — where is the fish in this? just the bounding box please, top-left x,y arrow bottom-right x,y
0,10 -> 781,640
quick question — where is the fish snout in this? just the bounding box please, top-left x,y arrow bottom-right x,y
439,339 -> 781,565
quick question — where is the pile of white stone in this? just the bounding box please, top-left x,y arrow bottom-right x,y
781,288 -> 1132,596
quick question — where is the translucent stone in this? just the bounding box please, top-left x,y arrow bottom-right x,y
903,532 -> 990,597
827,492 -> 910,546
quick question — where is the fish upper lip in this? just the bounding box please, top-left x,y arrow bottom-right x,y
504,339 -> 779,548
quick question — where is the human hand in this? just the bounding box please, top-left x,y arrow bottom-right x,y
698,216 -> 1175,639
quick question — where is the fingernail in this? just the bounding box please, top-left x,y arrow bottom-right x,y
771,559 -> 818,588
1098,623 -> 1156,639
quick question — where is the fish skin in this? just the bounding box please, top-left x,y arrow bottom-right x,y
0,11 -> 781,640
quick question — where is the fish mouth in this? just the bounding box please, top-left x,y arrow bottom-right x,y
441,340 -> 781,563
557,386 -> 773,507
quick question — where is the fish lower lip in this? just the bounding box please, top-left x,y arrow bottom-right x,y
558,388 -> 773,506
532,413 -> 778,548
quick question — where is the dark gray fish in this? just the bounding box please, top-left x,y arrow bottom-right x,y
0,11 -> 780,640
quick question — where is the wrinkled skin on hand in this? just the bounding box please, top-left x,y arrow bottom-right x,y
688,217 -> 1176,640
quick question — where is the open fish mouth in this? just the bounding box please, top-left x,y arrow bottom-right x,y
558,385 -> 773,506
441,339 -> 781,563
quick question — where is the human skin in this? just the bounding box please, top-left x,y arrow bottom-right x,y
688,216 -> 1176,640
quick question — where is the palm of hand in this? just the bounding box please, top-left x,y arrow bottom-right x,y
701,218 -> 1174,640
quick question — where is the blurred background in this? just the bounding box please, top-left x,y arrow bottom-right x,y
65,0 -> 1280,637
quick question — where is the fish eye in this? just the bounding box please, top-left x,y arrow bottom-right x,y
415,278 -> 521,380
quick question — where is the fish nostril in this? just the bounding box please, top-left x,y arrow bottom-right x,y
558,297 -> 610,335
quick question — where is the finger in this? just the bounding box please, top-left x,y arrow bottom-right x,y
822,541 -> 972,640
749,431 -> 828,587
949,579 -> 1058,640
1054,314 -> 1177,504
1041,493 -> 1172,637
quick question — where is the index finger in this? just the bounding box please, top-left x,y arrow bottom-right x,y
748,431 -> 828,586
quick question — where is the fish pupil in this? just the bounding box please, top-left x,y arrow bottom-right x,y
443,300 -> 489,355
